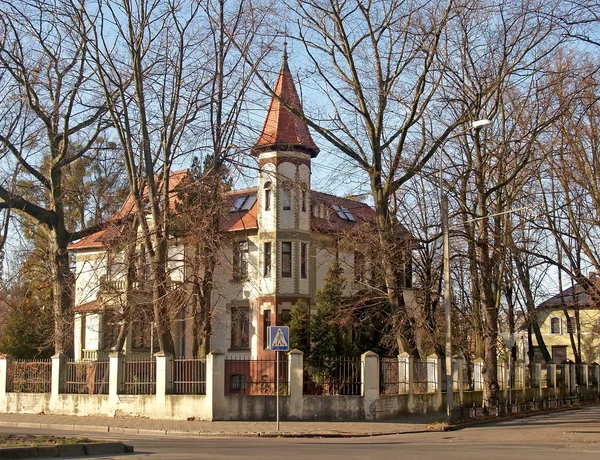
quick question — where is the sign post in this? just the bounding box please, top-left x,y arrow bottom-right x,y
267,326 -> 289,431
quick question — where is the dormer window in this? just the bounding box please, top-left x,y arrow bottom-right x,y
282,189 -> 291,211
230,194 -> 257,213
333,204 -> 356,221
264,181 -> 272,211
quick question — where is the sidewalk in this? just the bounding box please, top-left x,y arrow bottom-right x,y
0,412 -> 444,438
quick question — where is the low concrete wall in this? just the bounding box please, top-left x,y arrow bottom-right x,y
0,353 -> 598,422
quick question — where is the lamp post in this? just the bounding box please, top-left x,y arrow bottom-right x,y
441,118 -> 492,419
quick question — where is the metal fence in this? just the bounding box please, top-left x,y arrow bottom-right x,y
303,357 -> 362,395
171,358 -> 206,395
225,357 -> 288,395
379,358 -> 407,395
7,359 -> 52,393
556,363 -> 568,388
120,358 -> 156,395
63,360 -> 110,395
412,359 -> 437,394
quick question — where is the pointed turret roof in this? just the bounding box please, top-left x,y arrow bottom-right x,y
252,47 -> 320,157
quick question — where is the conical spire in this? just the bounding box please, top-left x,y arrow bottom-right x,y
252,48 -> 320,157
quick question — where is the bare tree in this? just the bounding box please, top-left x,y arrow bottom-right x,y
0,0 -> 113,353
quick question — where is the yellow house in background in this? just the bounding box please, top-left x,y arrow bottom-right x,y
533,275 -> 600,364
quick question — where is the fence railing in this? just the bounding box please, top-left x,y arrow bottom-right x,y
120,358 -> 156,395
63,360 -> 110,395
7,359 -> 52,393
380,357 -> 405,395
225,357 -> 288,395
413,359 -> 437,394
303,358 -> 362,395
171,358 -> 206,395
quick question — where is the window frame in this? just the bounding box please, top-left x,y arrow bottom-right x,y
263,309 -> 271,349
300,243 -> 307,279
233,240 -> 249,280
281,242 -> 292,278
263,242 -> 272,277
282,189 -> 292,211
230,306 -> 250,350
549,317 -> 561,334
264,181 -> 272,211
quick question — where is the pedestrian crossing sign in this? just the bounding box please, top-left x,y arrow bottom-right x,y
267,326 -> 289,351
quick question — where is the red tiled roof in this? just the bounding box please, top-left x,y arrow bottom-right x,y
73,300 -> 102,312
69,170 -> 189,251
252,50 -> 320,158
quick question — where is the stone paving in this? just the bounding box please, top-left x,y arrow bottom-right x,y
0,412 -> 444,438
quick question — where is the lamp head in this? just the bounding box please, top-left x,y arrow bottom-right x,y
472,119 -> 492,129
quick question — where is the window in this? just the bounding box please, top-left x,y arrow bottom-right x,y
102,310 -> 120,351
229,194 -> 257,212
282,189 -> 291,210
281,242 -> 292,278
263,310 -> 271,349
264,181 -> 272,211
233,240 -> 249,280
301,190 -> 307,212
230,374 -> 247,393
567,316 -> 577,334
263,242 -> 272,277
550,317 -> 561,334
282,309 -> 292,326
312,203 -> 319,218
300,243 -> 307,279
231,307 -> 250,349
332,204 -> 356,221
354,251 -> 365,283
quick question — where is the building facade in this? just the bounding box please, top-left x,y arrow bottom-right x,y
69,51 -> 414,362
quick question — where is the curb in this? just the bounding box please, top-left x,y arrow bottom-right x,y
0,442 -> 133,458
443,405 -> 583,431
0,420 -> 434,439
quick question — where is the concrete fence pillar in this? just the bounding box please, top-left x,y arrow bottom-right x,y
593,363 -> 600,394
288,349 -> 303,419
108,352 -> 122,408
498,359 -> 508,393
534,362 -> 543,400
474,358 -> 484,391
206,350 -> 226,421
0,355 -> 11,411
361,351 -> 379,421
515,360 -> 525,390
582,363 -> 589,390
426,354 -> 439,394
568,363 -> 575,396
455,356 -> 464,406
51,353 -> 67,402
155,352 -> 173,408
398,352 -> 410,394
547,362 -> 557,396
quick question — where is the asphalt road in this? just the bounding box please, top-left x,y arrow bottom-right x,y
2,406 -> 600,459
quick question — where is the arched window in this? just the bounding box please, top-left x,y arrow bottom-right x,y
550,317 -> 561,334
263,181 -> 272,211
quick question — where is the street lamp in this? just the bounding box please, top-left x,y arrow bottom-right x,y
441,118 -> 492,419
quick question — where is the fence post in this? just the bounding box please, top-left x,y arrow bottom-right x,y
568,363 -> 575,397
51,353 -> 67,404
534,362 -> 542,400
547,362 -> 557,396
108,352 -> 122,409
0,355 -> 10,411
361,351 -> 379,420
582,363 -> 589,390
594,363 -> 600,395
426,354 -> 438,394
455,356 -> 464,406
474,358 -> 484,391
155,352 -> 173,410
398,352 -> 410,395
288,349 -> 303,419
206,350 -> 226,421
